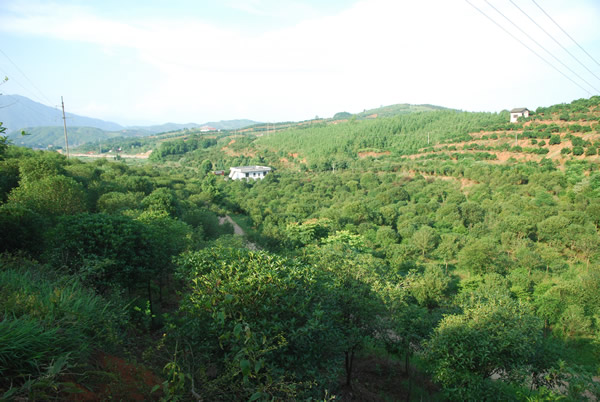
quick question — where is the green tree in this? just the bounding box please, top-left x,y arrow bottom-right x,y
410,226 -> 439,257
426,296 -> 543,399
142,187 -> 179,217
407,265 -> 449,309
458,237 -> 506,275
8,175 -> 87,216
0,122 -> 8,158
460,201 -> 485,227
435,233 -> 460,273
200,159 -> 213,174
305,238 -> 385,387
18,153 -> 66,186
172,247 -> 343,399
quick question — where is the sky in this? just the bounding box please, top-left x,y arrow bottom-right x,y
0,0 -> 599,126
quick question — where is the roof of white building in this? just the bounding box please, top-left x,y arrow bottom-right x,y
230,166 -> 272,173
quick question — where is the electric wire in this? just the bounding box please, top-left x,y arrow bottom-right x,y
0,48 -> 54,105
508,0 -> 600,83
531,0 -> 600,69
464,0 -> 593,96
484,0 -> 600,94
0,65 -> 51,107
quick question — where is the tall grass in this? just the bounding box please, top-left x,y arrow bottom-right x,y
0,254 -> 125,398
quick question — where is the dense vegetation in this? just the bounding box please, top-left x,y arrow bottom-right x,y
2,97 -> 600,400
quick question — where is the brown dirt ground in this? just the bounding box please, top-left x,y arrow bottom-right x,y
69,352 -> 162,401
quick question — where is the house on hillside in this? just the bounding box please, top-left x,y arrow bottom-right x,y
229,166 -> 272,180
510,108 -> 530,123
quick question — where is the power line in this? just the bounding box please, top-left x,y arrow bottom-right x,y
0,65 -> 50,106
484,0 -> 600,94
464,0 -> 593,96
0,48 -> 54,105
531,0 -> 600,69
508,0 -> 600,84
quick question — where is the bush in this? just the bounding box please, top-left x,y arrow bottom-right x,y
0,204 -> 45,255
549,135 -> 561,145
572,146 -> 584,156
171,248 -> 347,399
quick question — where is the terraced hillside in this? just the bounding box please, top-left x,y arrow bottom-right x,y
409,97 -> 600,166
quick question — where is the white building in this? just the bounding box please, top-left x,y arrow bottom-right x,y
510,108 -> 530,123
229,166 -> 272,180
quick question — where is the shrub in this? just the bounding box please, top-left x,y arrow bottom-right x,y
549,135 -> 561,145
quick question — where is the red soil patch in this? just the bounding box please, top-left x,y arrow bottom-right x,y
70,353 -> 162,401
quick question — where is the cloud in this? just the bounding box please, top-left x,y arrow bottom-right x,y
1,0 -> 599,123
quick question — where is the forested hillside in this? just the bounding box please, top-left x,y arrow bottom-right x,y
2,97 -> 600,400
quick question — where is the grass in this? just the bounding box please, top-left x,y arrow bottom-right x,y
229,213 -> 256,235
0,254 -> 126,399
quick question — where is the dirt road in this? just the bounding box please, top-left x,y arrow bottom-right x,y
219,215 -> 258,250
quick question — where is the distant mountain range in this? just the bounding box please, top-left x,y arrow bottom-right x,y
0,95 -> 258,148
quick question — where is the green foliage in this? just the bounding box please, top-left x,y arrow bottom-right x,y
0,158 -> 20,202
285,218 -> 332,247
425,296 -> 543,400
2,96 -> 600,399
458,237 -> 506,275
172,247 -> 344,399
18,152 -> 66,186
8,175 -> 87,216
150,136 -> 217,160
0,204 -> 45,255
97,191 -> 145,213
142,187 -> 180,217
407,265 -> 450,309
48,213 -> 154,292
333,111 -> 353,119
0,257 -> 124,398
410,226 -> 439,257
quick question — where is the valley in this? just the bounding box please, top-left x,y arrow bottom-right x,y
1,96 -> 600,400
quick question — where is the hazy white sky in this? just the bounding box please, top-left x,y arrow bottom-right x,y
1,0 -> 599,125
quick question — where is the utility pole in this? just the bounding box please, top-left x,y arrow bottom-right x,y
61,96 -> 70,159
427,132 -> 430,145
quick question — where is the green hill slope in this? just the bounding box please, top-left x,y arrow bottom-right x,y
8,126 -> 125,149
354,103 -> 452,119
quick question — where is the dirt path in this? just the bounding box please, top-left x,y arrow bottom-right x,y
65,151 -> 152,159
219,215 -> 258,250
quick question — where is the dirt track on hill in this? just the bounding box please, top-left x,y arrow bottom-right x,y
219,215 -> 258,250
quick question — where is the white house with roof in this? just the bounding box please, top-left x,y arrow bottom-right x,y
510,108 -> 530,123
229,166 -> 272,180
